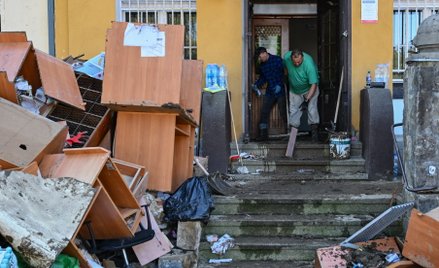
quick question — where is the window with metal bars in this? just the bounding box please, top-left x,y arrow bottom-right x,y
393,1 -> 438,81
117,0 -> 197,59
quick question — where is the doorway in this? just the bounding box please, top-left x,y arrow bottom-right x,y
247,0 -> 350,140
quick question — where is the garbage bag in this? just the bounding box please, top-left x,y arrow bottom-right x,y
51,254 -> 79,268
164,177 -> 214,222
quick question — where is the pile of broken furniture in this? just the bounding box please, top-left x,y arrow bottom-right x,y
0,21 -> 202,267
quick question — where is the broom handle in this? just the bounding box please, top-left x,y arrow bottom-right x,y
227,90 -> 243,166
334,66 -> 344,125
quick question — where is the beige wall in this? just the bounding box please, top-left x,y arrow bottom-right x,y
351,1 -> 393,130
1,0 -> 49,52
197,0 -> 244,138
55,0 -> 114,59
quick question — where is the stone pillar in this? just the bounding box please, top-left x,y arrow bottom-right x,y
404,14 -> 439,212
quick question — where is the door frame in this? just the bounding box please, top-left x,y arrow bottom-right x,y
243,1 -> 352,139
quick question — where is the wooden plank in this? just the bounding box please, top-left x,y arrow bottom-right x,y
21,47 -> 42,94
84,109 -> 112,147
41,147 -> 109,184
35,50 -> 85,110
172,124 -> 192,191
132,172 -> 149,200
104,102 -> 198,126
0,97 -> 67,168
5,161 -> 40,176
102,22 -> 184,106
285,127 -> 298,157
0,32 -> 27,42
180,60 -> 203,124
403,208 -> 439,268
63,241 -> 89,268
113,158 -> 145,192
0,72 -> 18,103
78,183 -> 133,239
114,112 -> 176,192
387,260 -> 422,268
0,42 -> 31,82
98,158 -> 140,209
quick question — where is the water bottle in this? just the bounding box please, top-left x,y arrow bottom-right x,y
0,247 -> 18,268
211,64 -> 219,87
205,64 -> 212,88
366,71 -> 372,87
218,64 -> 227,88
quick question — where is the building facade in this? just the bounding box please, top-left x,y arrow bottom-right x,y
17,0 -> 437,140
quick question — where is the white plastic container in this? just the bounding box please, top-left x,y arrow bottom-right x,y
329,133 -> 351,160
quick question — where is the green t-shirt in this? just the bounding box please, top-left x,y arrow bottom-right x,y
283,51 -> 319,95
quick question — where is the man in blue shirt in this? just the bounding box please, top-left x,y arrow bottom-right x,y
253,47 -> 287,141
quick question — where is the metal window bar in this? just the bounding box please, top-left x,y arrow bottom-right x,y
393,0 -> 439,81
118,0 -> 197,59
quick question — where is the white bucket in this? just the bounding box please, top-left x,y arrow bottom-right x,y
329,133 -> 351,160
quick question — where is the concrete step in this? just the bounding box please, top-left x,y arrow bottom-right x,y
198,236 -> 343,263
231,140 -> 363,159
230,156 -> 366,174
202,214 -> 402,238
198,260 -> 313,268
212,194 -> 396,216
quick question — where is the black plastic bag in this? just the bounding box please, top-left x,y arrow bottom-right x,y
163,176 -> 214,222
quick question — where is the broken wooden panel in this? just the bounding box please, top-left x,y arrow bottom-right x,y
47,73 -> 111,148
403,208 -> 439,268
5,161 -> 40,176
0,171 -> 96,268
39,147 -> 109,184
40,147 -> 142,239
180,60 -> 203,124
114,112 -> 177,192
0,42 -> 31,82
0,97 -> 68,169
0,41 -> 41,103
35,50 -> 85,110
0,32 -> 27,42
102,22 -> 184,107
112,158 -> 149,199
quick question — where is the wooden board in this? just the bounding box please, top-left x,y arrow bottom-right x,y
102,22 -> 184,106
0,97 -> 68,168
0,42 -> 31,82
40,147 -> 109,184
285,127 -> 298,157
172,124 -> 194,190
0,32 -> 27,42
35,50 -> 85,110
403,208 -> 439,268
0,72 -> 18,103
180,60 -> 203,124
114,112 -> 176,192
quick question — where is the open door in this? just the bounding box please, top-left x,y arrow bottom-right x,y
250,19 -> 289,140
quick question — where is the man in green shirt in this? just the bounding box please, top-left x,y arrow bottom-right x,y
283,49 -> 320,142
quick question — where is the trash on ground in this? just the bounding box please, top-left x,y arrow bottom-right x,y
206,234 -> 219,243
208,258 -> 233,264
237,166 -> 250,174
210,234 -> 235,255
164,177 -> 214,222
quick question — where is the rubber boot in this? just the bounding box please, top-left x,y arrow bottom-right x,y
256,127 -> 268,141
311,124 -> 319,142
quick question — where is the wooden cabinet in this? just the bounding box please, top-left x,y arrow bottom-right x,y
40,147 -> 142,267
114,109 -> 196,192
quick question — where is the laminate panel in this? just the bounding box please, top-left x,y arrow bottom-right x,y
180,60 -> 203,124
114,112 -> 176,191
0,32 -> 27,42
102,22 -> 184,106
0,42 -> 31,82
35,50 -> 85,110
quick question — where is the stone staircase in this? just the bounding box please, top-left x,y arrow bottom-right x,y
198,139 -> 403,267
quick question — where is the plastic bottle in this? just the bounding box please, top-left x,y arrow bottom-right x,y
366,71 -> 372,87
211,64 -> 219,87
218,64 -> 227,89
205,64 -> 212,88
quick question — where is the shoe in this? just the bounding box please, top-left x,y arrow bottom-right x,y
311,124 -> 319,142
256,128 -> 268,141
